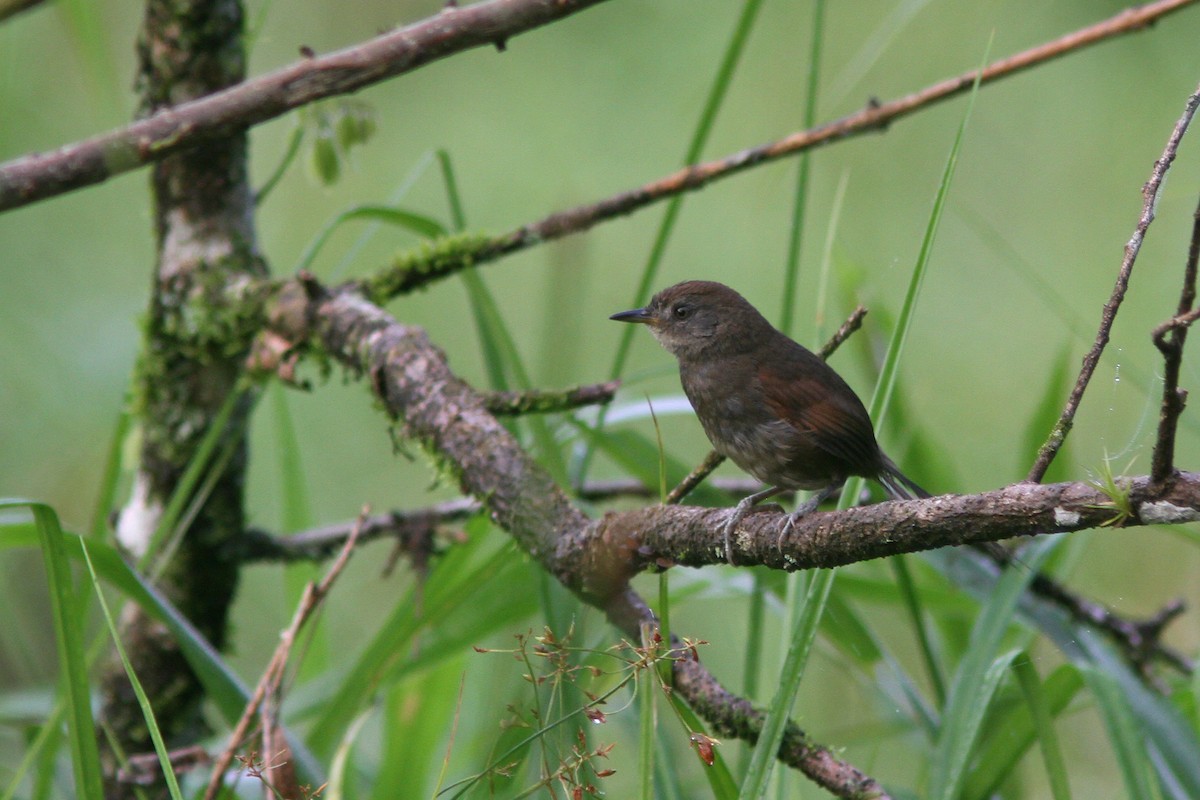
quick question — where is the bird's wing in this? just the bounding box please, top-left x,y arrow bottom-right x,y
756,345 -> 881,472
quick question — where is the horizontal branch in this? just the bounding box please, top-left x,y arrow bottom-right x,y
364,0 -> 1200,297
0,0 -> 612,212
588,475 -> 1200,576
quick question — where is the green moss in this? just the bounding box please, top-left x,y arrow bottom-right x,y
361,231 -> 494,303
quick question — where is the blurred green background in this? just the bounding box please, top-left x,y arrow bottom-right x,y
3,0 -> 1200,796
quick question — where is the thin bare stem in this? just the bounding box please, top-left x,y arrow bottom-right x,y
1151,194 -> 1200,485
203,509 -> 366,800
1028,82 -> 1200,483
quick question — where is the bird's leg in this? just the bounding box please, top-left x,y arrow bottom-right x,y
776,482 -> 842,552
722,486 -> 784,564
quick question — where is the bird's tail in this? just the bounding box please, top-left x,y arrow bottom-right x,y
878,456 -> 930,501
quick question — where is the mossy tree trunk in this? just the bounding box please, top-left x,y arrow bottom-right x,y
99,0 -> 262,794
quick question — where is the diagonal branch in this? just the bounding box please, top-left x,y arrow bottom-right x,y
265,276 -> 890,797
1028,81 -> 1200,482
361,0 -> 1200,299
0,0 -> 612,212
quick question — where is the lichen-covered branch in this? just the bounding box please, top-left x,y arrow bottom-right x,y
592,475 -> 1200,573
265,276 -> 890,797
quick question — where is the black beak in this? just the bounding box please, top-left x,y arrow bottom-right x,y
609,307 -> 653,324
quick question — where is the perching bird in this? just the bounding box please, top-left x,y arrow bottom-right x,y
611,280 -> 928,562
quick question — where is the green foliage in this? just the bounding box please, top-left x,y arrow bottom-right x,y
6,3 -> 1200,799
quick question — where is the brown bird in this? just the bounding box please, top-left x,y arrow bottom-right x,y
611,280 -> 927,562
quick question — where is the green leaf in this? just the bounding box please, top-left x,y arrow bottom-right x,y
79,540 -> 183,800
1082,665 -> 1161,800
295,203 -> 448,275
929,537 -> 1056,800
3,502 -> 104,800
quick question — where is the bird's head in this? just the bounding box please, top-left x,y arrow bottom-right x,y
610,280 -> 770,361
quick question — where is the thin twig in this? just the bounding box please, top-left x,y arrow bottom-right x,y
485,380 -> 620,416
239,499 -> 476,562
1151,194 -> 1200,486
203,508 -> 367,800
663,305 -> 868,505
1028,82 -> 1200,483
0,0 -> 613,212
364,0 -> 1200,298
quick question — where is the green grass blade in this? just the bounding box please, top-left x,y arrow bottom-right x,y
739,570 -> 833,798
436,151 -> 568,483
78,540 -> 183,800
140,383 -> 253,571
256,124 -> 304,206
891,554 -> 946,707
963,663 -> 1081,800
639,658 -> 656,799
928,537 -> 1056,800
269,382 -> 329,677
1082,665 -> 1161,800
582,0 -> 765,484
294,204 -> 447,274
1012,657 -> 1073,800
778,0 -> 826,336
2,502 -> 104,800
89,400 -> 131,540
929,545 -> 1200,798
743,38 -> 987,797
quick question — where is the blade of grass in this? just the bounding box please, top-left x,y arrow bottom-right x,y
138,383 -> 253,571
928,537 -> 1057,800
1011,658 -> 1073,800
963,663 -> 1081,800
742,39 -> 988,798
79,539 -> 184,800
89,399 -> 131,540
269,382 -> 329,679
744,2 -> 827,736
580,0 -> 766,485
928,545 -> 1200,797
1082,665 -> 1161,800
294,204 -> 447,275
778,0 -> 826,336
892,554 -> 946,707
436,151 -> 569,484
5,502 -> 104,800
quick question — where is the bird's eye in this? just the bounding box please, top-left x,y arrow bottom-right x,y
673,304 -> 690,319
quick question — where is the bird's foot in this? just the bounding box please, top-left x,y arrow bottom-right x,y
774,494 -> 824,552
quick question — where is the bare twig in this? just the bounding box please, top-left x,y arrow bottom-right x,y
239,499 -> 477,562
816,305 -> 868,360
203,508 -> 367,800
663,305 -> 868,505
363,0 -> 1200,298
485,380 -> 620,416
0,0 -> 612,212
1151,193 -> 1200,486
665,450 -> 727,506
1028,81 -> 1200,482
